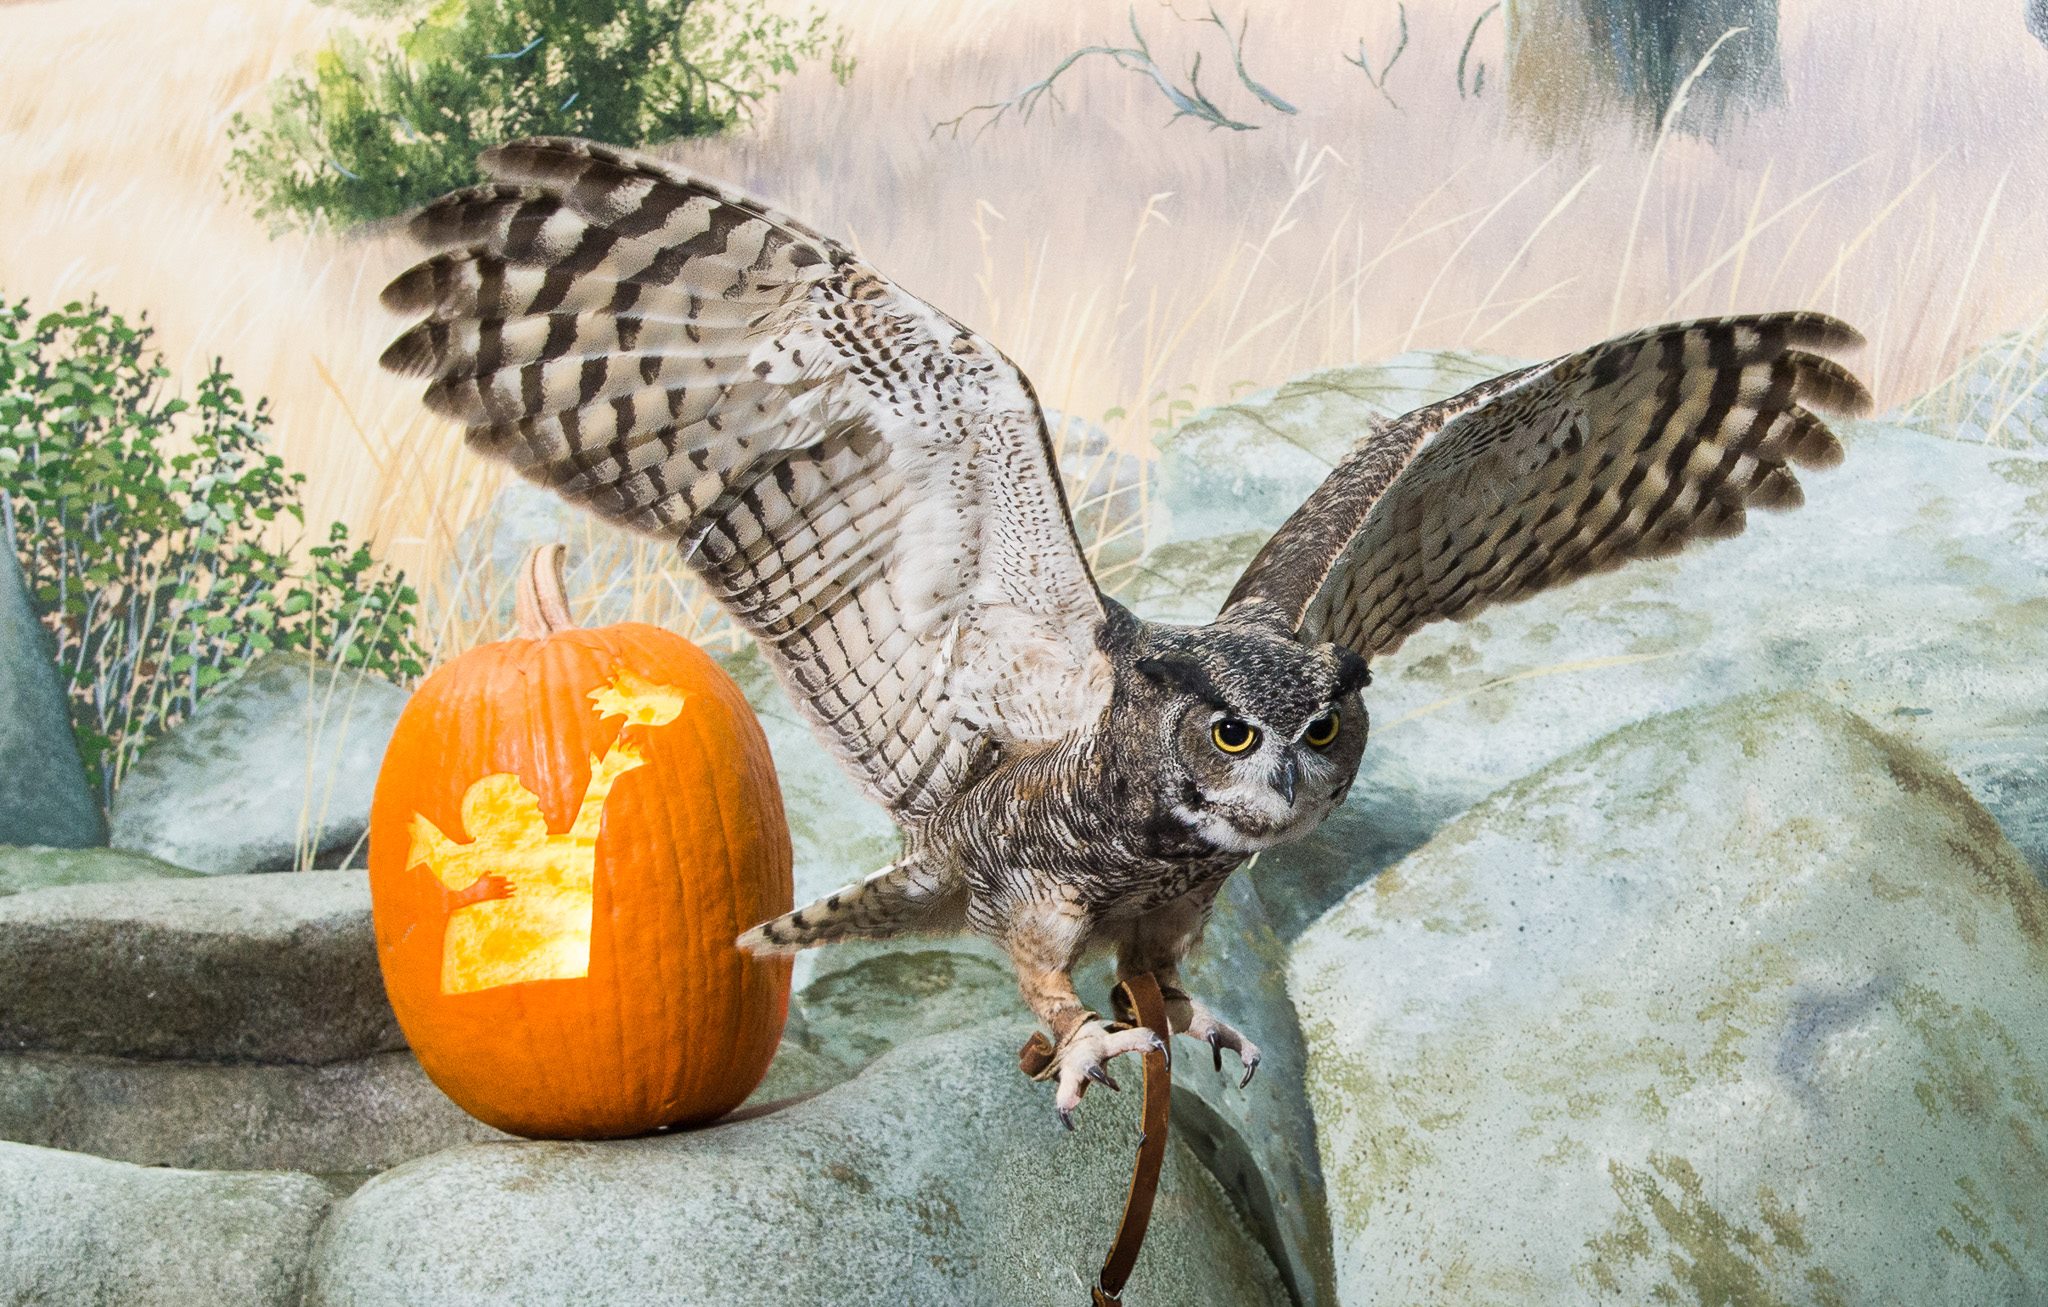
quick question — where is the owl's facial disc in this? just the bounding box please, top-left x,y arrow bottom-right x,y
1137,626 -> 1371,854
1170,700 -> 1365,852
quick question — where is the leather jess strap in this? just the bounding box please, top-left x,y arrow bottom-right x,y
1017,973 -> 1173,1306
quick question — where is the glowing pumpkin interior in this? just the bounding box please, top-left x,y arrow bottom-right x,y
409,667 -> 688,996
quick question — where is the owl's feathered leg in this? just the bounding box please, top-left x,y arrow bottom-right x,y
994,888 -> 1165,1129
1115,888 -> 1263,1088
737,855 -> 965,953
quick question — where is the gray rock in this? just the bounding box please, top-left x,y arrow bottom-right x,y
108,653 -> 406,874
0,1141 -> 332,1305
1141,360 -> 2048,930
1290,692 -> 2048,1303
738,1033 -> 847,1110
0,844 -> 198,897
1168,874 -> 1337,1307
1148,350 -> 1521,576
303,1024 -> 1288,1307
789,944 -> 1021,1075
0,869 -> 401,1063
739,937 -> 1025,1115
0,1050 -> 502,1174
790,916 -> 1338,1306
0,517 -> 104,849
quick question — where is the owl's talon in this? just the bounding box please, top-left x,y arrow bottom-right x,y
1058,1107 -> 1076,1132
1174,1002 -> 1263,1087
1048,1019 -> 1160,1125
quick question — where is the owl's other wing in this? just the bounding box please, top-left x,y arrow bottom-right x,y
381,137 -> 1110,825
1222,313 -> 1871,657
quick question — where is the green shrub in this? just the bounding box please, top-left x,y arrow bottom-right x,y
0,298 -> 427,802
226,0 -> 850,230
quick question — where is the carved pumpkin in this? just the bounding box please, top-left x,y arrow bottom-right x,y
368,545 -> 793,1138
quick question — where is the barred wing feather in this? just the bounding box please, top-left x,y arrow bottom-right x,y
1224,313 -> 1872,656
381,136 -> 1110,823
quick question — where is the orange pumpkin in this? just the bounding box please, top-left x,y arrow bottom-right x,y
367,545 -> 792,1138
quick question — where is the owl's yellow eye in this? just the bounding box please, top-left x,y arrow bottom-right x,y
1304,710 -> 1341,748
1211,719 -> 1260,755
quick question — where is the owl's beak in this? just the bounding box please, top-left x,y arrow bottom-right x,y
1272,754 -> 1300,806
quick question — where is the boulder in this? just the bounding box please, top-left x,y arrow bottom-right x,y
740,936 -> 1026,1118
0,844 -> 197,897
0,1050 -> 501,1175
1139,361 -> 2048,932
738,947 -> 1013,1115
0,1141 -> 332,1305
0,869 -> 401,1063
303,1024 -> 1288,1306
108,653 -> 407,874
1166,873 -> 1337,1307
786,909 -> 1338,1306
1148,350 -> 1522,566
1289,692 -> 2048,1303
738,1033 -> 847,1110
1063,873 -> 1336,1307
788,944 -> 1020,1076
0,521 -> 104,849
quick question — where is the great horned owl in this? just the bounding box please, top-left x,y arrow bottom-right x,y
381,137 -> 1870,1126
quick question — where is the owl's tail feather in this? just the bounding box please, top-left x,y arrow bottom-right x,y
738,855 -> 965,955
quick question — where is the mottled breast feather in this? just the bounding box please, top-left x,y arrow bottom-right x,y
380,136 -> 1111,823
1223,312 -> 1872,658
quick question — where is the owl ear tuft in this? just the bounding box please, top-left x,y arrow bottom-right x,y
1332,647 -> 1373,695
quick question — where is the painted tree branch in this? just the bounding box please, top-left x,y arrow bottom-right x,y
1344,2 -> 1410,109
1458,2 -> 1501,98
1191,3 -> 1297,115
934,6 -> 1290,138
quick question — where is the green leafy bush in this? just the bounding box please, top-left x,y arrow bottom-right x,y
226,0 -> 850,229
0,298 -> 427,801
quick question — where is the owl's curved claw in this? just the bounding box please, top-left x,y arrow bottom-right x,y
1177,1003 -> 1263,1089
1049,1020 -> 1159,1126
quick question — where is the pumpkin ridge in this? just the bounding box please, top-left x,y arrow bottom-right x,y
679,689 -> 736,1115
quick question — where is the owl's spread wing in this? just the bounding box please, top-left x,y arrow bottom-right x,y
381,137 -> 1111,823
1223,313 -> 1872,656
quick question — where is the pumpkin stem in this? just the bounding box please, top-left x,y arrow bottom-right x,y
515,543 -> 576,638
